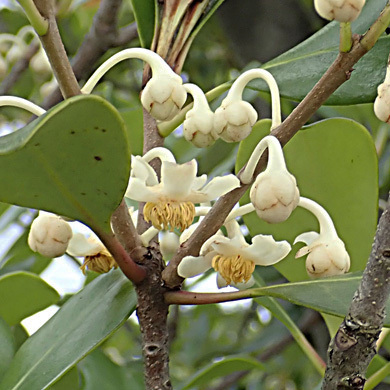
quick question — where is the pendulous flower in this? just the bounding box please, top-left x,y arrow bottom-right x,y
241,135 -> 299,223
126,148 -> 240,231
294,197 -> 350,278
314,0 -> 366,22
178,220 -> 291,289
28,211 -> 73,258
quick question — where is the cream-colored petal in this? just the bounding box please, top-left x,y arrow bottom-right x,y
217,272 -> 228,288
230,276 -> 255,290
126,177 -> 162,202
160,160 -> 197,199
294,231 -> 320,246
67,233 -> 103,257
210,236 -> 242,257
243,235 -> 291,266
131,155 -> 158,186
190,174 -> 240,203
191,174 -> 208,191
177,253 -> 213,278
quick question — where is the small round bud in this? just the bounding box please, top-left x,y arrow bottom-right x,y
160,231 -> 180,259
250,170 -> 299,223
141,74 -> 187,121
314,0 -> 366,22
30,48 -> 52,76
28,212 -> 73,258
374,82 -> 390,123
6,44 -> 23,64
213,100 -> 257,143
183,109 -> 216,148
300,240 -> 350,278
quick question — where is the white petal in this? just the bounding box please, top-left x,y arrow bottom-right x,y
177,254 -> 213,278
230,276 -> 255,290
67,233 -> 103,256
242,235 -> 291,266
293,231 -> 320,246
191,174 -> 207,191
160,160 -> 197,199
126,177 -> 162,202
131,156 -> 158,186
217,273 -> 228,288
190,174 -> 240,203
211,236 -> 242,257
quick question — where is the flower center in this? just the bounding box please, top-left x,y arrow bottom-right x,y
80,249 -> 118,274
211,254 -> 255,285
144,201 -> 195,232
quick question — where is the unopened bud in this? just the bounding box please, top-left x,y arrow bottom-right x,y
141,73 -> 187,121
374,81 -> 390,123
314,0 -> 366,22
30,47 -> 52,75
250,170 -> 299,223
28,211 -> 73,258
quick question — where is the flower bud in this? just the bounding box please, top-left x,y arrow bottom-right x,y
30,47 -> 52,76
28,212 -> 73,258
160,231 -> 180,259
6,44 -> 23,64
213,100 -> 257,143
141,73 -> 187,121
183,83 -> 217,147
374,81 -> 390,123
296,238 -> 350,278
314,0 -> 366,22
250,170 -> 299,223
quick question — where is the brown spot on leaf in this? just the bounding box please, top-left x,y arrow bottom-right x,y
94,156 -> 102,161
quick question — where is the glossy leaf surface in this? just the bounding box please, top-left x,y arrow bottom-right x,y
0,272 -> 59,326
0,270 -> 136,390
0,95 -> 130,234
0,316 -> 15,381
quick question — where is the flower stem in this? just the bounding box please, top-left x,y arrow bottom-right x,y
339,22 -> 352,53
142,146 -> 176,163
141,226 -> 159,246
298,197 -> 338,238
81,48 -> 174,94
240,135 -> 286,184
0,96 -> 46,116
225,203 -> 255,221
225,69 -> 281,129
17,0 -> 48,36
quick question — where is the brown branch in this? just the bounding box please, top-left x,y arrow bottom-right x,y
0,42 -> 39,95
321,197 -> 390,389
33,0 -> 80,98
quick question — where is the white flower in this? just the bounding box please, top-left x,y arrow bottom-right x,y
67,233 -> 117,274
242,135 -> 299,223
160,231 -> 180,260
30,47 -> 52,75
141,73 -> 187,121
183,83 -> 217,148
28,211 -> 73,258
314,0 -> 366,22
178,220 -> 291,289
294,197 -> 350,278
374,69 -> 390,123
213,100 -> 257,143
126,147 -> 240,231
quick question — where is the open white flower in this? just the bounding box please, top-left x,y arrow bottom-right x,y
28,211 -> 73,258
294,197 -> 350,278
126,147 -> 240,231
178,220 -> 291,289
241,135 -> 299,223
67,233 -> 117,274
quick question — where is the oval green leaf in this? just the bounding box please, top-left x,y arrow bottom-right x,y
180,356 -> 265,390
236,119 -> 378,281
251,0 -> 390,104
0,269 -> 136,390
0,316 -> 15,381
129,0 -> 155,48
0,272 -> 60,326
0,94 -> 130,234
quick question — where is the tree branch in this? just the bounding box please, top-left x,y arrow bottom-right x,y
321,197 -> 390,389
33,0 -> 80,98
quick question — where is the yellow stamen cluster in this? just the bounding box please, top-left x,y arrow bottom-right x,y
212,254 -> 255,285
80,248 -> 118,274
144,201 -> 195,232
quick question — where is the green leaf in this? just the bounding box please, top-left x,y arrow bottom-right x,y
236,119 -> 378,281
254,0 -> 390,104
47,368 -> 80,390
129,0 -> 155,48
0,316 -> 16,381
0,95 -> 130,234
0,269 -> 136,390
0,232 -> 51,276
180,356 -> 265,390
0,272 -> 60,326
79,348 -> 141,390
119,108 -> 144,156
